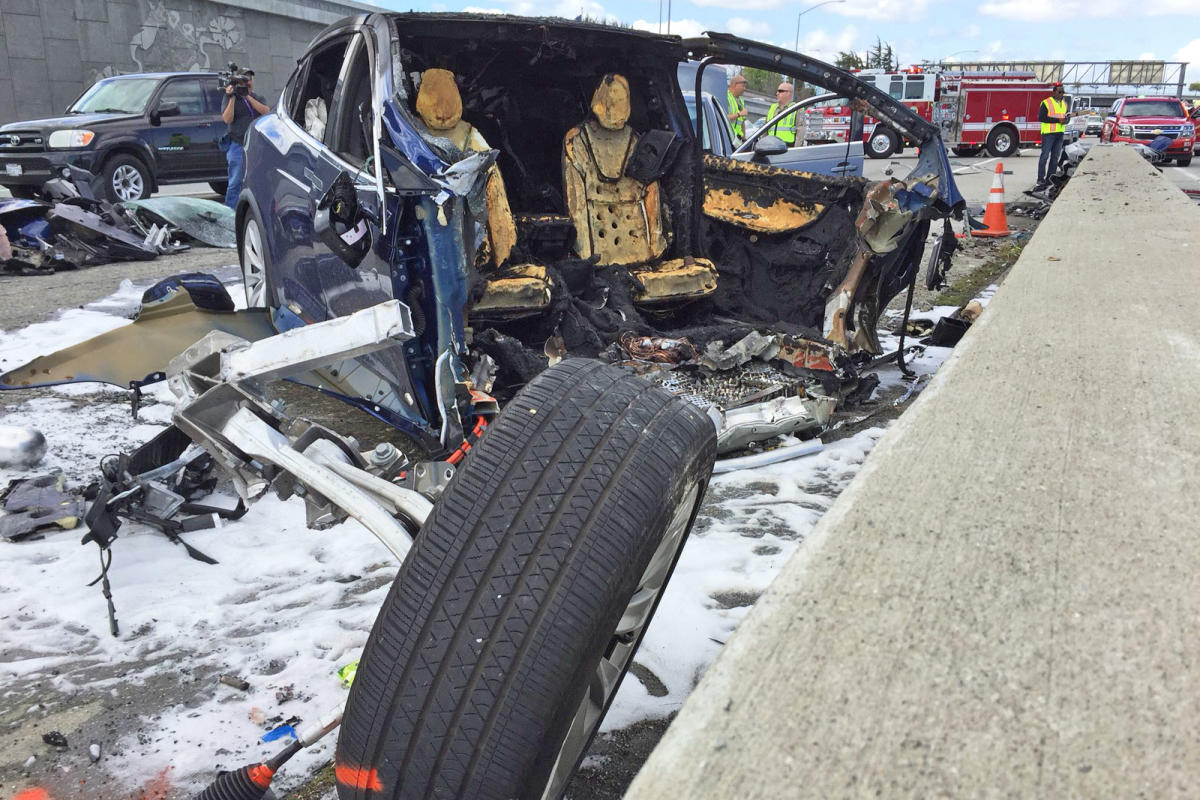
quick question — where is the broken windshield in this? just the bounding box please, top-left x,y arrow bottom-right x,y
69,77 -> 159,115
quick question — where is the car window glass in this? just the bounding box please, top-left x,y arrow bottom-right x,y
1120,100 -> 1185,118
685,98 -> 712,150
202,80 -> 223,114
158,80 -> 205,115
888,77 -> 903,99
328,36 -> 372,164
70,77 -> 159,114
292,36 -> 351,140
904,76 -> 924,100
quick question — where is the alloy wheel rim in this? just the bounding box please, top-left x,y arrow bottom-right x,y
539,481 -> 702,800
871,133 -> 890,153
242,218 -> 266,307
112,164 -> 143,201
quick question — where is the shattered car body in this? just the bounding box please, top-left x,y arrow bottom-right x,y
229,14 -> 962,456
3,15 -> 962,454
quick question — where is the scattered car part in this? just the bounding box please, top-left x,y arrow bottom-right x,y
0,425 -> 47,467
711,439 -> 824,474
47,203 -> 157,261
118,197 -> 236,249
0,472 -> 86,542
716,394 -> 834,454
194,706 -> 345,800
166,299 -> 428,556
0,275 -> 274,390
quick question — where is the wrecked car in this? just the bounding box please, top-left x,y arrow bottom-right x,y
1,14 -> 961,800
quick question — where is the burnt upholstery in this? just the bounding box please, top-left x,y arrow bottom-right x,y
563,74 -> 717,305
415,69 -> 550,317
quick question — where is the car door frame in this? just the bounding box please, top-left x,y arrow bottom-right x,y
144,76 -> 221,181
682,33 -> 961,211
732,92 -> 865,177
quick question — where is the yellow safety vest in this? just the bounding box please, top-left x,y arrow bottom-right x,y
1040,97 -> 1066,134
727,90 -> 745,138
766,102 -> 798,145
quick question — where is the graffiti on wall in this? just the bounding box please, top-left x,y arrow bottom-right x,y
128,0 -> 243,72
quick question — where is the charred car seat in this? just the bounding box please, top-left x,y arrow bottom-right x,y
563,73 -> 717,305
414,69 -> 552,317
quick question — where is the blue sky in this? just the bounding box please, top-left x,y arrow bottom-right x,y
373,0 -> 1199,85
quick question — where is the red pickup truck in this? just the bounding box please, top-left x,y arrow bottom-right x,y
1102,97 -> 1194,166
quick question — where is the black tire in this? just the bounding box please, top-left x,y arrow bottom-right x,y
336,359 -> 716,800
951,146 -> 982,157
238,204 -> 274,308
1176,157 -> 1192,167
100,153 -> 151,202
866,127 -> 898,159
208,180 -> 228,197
986,126 -> 1019,158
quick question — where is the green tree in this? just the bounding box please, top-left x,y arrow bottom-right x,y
836,51 -> 865,70
1190,81 -> 1200,92
743,66 -> 776,93
865,37 -> 898,70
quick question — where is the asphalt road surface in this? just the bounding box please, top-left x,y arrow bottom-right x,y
866,142 -> 1200,206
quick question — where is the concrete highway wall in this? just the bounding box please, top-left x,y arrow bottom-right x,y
625,144 -> 1200,798
0,0 -> 372,126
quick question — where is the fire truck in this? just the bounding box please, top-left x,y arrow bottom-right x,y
804,67 -> 1060,159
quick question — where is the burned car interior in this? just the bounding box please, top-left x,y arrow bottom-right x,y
2,16 -> 965,457
353,16 -> 962,420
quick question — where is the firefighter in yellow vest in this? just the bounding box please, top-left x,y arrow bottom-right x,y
766,82 -> 799,146
1036,82 -> 1068,189
727,72 -> 748,141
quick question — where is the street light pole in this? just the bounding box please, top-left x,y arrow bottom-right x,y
794,0 -> 845,53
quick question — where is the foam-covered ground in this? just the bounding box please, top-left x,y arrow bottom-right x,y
0,278 -> 988,798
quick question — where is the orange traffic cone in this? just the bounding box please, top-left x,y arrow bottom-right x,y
972,162 -> 1010,237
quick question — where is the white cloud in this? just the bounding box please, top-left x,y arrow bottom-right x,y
793,24 -> 859,64
689,0 -> 788,8
965,23 -> 981,38
979,0 -> 1192,20
631,17 -> 709,38
726,16 -> 772,38
1173,39 -> 1200,67
827,0 -> 933,22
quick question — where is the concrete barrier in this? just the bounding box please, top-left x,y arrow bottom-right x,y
625,144 -> 1200,798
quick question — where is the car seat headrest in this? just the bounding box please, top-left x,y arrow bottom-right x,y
416,68 -> 463,131
590,73 -> 631,131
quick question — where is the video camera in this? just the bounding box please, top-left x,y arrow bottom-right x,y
218,62 -> 251,97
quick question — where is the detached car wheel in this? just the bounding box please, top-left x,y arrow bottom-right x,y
239,209 -> 273,308
335,359 -> 716,800
867,127 -> 898,159
101,154 -> 150,202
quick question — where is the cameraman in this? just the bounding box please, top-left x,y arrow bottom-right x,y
219,69 -> 269,209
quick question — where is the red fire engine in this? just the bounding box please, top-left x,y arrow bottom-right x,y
803,67 -> 1059,159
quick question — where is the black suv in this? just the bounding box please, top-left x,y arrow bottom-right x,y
0,72 -> 232,202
